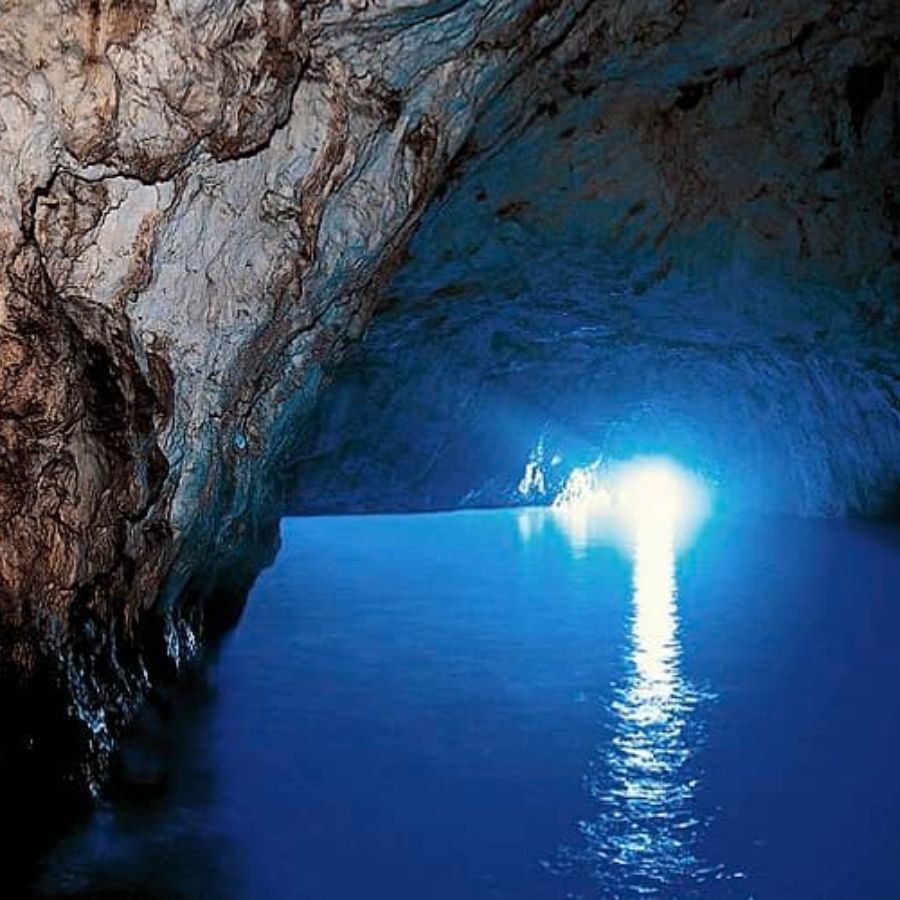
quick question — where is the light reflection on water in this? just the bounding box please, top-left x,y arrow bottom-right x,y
32,509 -> 900,898
560,510 -> 721,896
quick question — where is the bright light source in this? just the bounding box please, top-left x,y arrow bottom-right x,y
616,459 -> 691,524
554,463 -> 612,513
550,456 -> 709,551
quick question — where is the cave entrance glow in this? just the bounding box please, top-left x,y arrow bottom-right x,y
549,456 -> 711,555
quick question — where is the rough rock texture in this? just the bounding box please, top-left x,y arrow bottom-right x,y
293,0 -> 900,518
0,0 -> 898,801
0,0 -> 598,800
293,248 -> 900,518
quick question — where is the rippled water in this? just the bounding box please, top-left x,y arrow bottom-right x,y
36,511 -> 900,898
559,517 -> 716,895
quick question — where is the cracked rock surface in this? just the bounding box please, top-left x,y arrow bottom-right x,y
0,0 -> 596,798
293,0 -> 900,518
0,0 -> 898,801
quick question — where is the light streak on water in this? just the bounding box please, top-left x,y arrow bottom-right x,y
550,457 -> 726,894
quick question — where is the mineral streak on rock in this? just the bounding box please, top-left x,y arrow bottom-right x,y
0,0 -> 600,800
0,0 -> 898,805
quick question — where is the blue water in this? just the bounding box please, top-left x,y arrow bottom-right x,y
37,511 -> 900,898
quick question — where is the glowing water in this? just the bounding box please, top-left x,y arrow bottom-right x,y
35,510 -> 900,899
572,508 -> 717,893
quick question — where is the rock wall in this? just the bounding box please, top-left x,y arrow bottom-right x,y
0,0 -> 597,798
0,0 -> 897,799
292,0 -> 900,520
292,248 -> 900,518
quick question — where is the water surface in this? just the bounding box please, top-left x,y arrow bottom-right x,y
37,510 -> 900,898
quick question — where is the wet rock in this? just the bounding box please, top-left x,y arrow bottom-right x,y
115,706 -> 170,799
0,0 -> 608,799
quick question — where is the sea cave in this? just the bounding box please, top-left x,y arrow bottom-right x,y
1,1 -> 899,897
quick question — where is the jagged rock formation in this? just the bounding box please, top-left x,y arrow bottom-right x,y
0,0 -> 600,801
293,0 -> 900,519
0,0 -> 897,803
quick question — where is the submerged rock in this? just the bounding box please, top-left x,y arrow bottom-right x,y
0,0 -> 897,802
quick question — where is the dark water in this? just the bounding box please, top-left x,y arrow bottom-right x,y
36,510 -> 900,899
